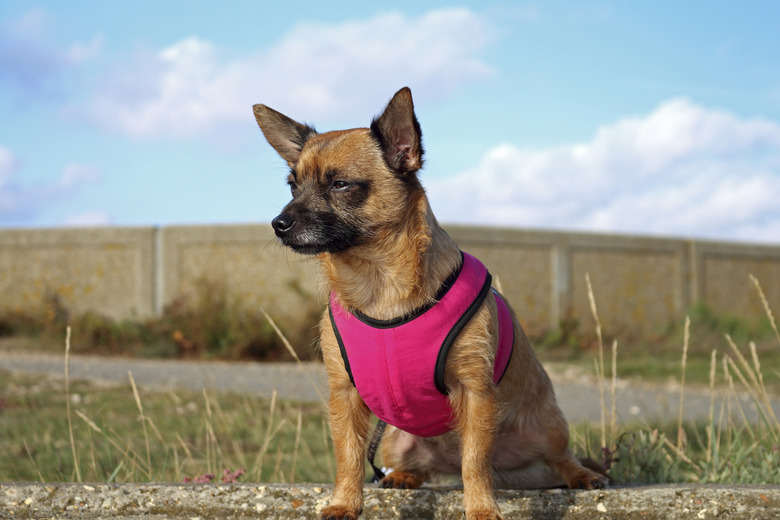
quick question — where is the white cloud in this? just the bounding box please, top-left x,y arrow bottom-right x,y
67,34 -> 104,64
60,163 -> 103,188
83,8 -> 492,140
0,8 -> 102,94
0,150 -> 103,223
427,99 -> 780,244
0,146 -> 19,183
6,7 -> 52,37
63,210 -> 112,227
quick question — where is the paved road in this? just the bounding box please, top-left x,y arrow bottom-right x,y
1,350 -> 778,424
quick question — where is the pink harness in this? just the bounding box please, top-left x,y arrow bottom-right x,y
328,252 -> 514,437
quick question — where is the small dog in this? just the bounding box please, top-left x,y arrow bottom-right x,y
253,87 -> 607,520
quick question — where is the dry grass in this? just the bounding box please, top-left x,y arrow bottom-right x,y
1,275 -> 779,485
590,273 -> 780,484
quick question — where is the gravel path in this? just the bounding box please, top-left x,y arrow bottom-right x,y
1,350 -> 778,424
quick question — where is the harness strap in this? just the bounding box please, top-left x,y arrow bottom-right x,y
367,420 -> 387,482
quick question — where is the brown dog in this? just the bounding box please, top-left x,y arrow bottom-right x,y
253,87 -> 607,520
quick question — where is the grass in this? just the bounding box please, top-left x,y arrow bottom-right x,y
577,272 -> 780,485
0,369 -> 334,484
0,274 -> 779,486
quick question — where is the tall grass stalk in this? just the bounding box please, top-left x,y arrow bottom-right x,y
724,336 -> 777,442
291,408 -> 303,483
75,408 -> 146,478
64,326 -> 81,482
750,274 -> 779,345
749,341 -> 780,431
261,308 -> 327,406
252,390 -> 285,480
677,316 -> 690,451
128,371 -> 152,477
706,349 -> 717,464
585,272 -> 608,448
23,441 -> 44,483
610,339 -> 618,442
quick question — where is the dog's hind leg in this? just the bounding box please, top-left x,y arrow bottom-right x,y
537,412 -> 609,490
548,448 -> 609,490
492,463 -> 565,489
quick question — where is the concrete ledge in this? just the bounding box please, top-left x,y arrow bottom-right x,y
2,483 -> 779,519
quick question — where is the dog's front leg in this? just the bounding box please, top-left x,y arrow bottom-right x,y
320,384 -> 371,520
452,386 -> 503,520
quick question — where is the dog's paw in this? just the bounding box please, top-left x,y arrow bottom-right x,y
466,508 -> 504,520
378,470 -> 425,489
319,505 -> 360,520
566,468 -> 609,490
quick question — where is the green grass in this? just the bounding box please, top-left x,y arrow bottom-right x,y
2,344 -> 779,486
1,274 -> 779,486
0,370 -> 334,483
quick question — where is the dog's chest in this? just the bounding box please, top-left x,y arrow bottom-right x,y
328,252 -> 514,438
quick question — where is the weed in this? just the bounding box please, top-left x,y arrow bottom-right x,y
608,429 -> 683,484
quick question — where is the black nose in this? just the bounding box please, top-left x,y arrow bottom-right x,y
272,213 -> 295,236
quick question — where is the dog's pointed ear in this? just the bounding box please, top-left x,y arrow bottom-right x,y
370,87 -> 423,175
253,104 -> 317,166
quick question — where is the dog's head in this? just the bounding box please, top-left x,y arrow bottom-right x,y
253,87 -> 424,255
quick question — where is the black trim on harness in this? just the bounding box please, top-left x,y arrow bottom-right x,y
433,271 -> 493,395
492,291 -> 515,386
328,304 -> 355,386
351,252 -> 465,329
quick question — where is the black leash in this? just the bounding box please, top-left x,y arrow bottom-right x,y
367,419 -> 387,483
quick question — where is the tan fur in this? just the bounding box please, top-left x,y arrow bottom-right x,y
254,87 -> 608,520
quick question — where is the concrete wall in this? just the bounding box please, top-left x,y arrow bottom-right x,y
2,225 -> 779,341
0,227 -> 156,319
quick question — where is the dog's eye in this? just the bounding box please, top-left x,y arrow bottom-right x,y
331,180 -> 351,191
287,181 -> 299,196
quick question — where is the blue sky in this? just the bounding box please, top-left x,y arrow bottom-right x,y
1,1 -> 779,243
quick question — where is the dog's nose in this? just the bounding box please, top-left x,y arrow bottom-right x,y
272,213 -> 295,236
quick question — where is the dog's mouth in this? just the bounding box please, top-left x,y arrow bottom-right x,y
283,238 -> 332,255
280,234 -> 357,255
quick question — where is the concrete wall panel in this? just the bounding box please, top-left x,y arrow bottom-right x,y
160,225 -> 321,342
0,227 -> 154,319
699,242 -> 780,323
